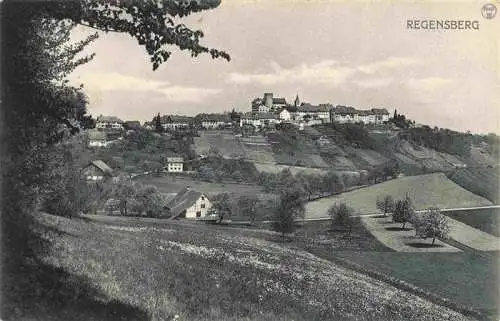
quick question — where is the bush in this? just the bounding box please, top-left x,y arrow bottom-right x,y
329,202 -> 354,234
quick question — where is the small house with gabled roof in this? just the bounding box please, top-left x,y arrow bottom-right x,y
167,186 -> 212,219
82,160 -> 114,181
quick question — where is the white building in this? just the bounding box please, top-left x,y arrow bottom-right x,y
161,115 -> 192,131
87,130 -> 109,147
166,157 -> 184,172
240,112 -> 281,128
295,104 -> 331,122
330,106 -> 390,124
279,108 -> 292,121
167,186 -> 213,219
96,116 -> 124,130
198,114 -> 232,129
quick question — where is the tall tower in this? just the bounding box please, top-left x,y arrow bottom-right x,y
294,92 -> 300,107
264,93 -> 273,109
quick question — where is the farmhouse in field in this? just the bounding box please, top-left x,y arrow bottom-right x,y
81,160 -> 114,181
96,115 -> 124,130
167,186 -> 212,219
166,157 -> 184,172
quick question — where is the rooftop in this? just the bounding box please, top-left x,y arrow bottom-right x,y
167,187 -> 205,218
89,160 -> 113,175
97,116 -> 123,123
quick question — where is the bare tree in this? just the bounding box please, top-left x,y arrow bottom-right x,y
376,195 -> 395,217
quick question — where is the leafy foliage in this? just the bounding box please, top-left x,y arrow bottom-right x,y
399,126 -> 473,157
209,193 -> 232,222
416,208 -> 450,245
329,202 -> 354,234
237,195 -> 259,224
272,186 -> 306,241
392,195 -> 415,229
313,122 -> 377,149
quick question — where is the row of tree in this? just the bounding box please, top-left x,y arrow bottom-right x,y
376,195 -> 450,245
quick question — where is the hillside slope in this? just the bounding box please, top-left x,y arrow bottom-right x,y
29,213 -> 477,321
305,173 -> 492,218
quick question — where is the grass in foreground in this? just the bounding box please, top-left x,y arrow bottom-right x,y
9,212 -> 481,321
335,251 -> 499,318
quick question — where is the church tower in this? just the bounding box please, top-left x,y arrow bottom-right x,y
294,92 -> 300,107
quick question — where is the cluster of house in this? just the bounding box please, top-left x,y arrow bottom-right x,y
245,92 -> 390,129
143,114 -> 234,131
82,161 -> 213,220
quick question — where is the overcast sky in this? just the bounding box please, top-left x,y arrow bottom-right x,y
69,0 -> 499,134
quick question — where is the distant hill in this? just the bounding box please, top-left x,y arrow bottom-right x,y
191,125 -> 499,203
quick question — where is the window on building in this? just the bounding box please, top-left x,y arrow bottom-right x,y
201,196 -> 205,200
201,204 -> 205,209
196,211 -> 201,217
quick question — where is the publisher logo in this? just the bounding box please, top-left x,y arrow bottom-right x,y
481,3 -> 497,19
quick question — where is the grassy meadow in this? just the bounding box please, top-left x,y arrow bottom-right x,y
445,208 -> 500,237
335,251 -> 499,317
305,173 -> 492,218
6,212 -> 487,321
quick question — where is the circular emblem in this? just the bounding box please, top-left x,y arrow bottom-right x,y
481,3 -> 497,19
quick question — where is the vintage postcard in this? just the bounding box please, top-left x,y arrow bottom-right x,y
1,0 -> 499,320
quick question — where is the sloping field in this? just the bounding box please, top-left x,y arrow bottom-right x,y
134,175 -> 264,198
253,163 -> 361,179
396,141 -> 465,171
28,213 -> 479,321
444,216 -> 500,251
448,168 -> 500,204
194,131 -> 277,163
352,149 -> 389,167
335,251 -> 498,318
360,216 -> 461,253
305,173 -> 492,218
446,208 -> 500,237
194,131 -> 246,157
239,136 -> 276,163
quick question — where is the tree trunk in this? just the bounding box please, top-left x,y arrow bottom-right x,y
402,222 -> 406,229
282,232 -> 285,242
432,237 -> 436,245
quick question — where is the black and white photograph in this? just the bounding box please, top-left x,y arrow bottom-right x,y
1,1 -> 499,320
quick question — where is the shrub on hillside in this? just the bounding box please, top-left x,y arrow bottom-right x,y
329,202 -> 354,234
